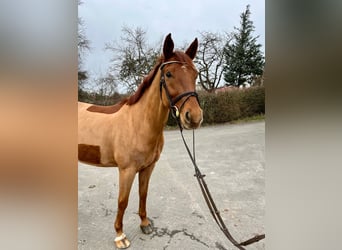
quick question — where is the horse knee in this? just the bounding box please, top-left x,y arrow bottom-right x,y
118,198 -> 128,211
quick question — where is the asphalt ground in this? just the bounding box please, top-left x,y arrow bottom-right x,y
78,121 -> 265,250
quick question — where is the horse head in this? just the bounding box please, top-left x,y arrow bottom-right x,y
160,33 -> 203,129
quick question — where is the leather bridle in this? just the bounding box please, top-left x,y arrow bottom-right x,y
159,61 -> 200,126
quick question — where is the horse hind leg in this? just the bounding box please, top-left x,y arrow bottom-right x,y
114,167 -> 136,249
138,163 -> 155,234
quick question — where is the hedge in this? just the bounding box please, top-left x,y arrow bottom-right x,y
80,86 -> 264,126
167,86 -> 265,126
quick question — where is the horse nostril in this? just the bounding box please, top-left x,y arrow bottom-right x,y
185,111 -> 191,122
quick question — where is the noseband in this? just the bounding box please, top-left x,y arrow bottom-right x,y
159,61 -> 200,121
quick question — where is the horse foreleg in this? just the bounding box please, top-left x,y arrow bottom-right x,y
114,167 -> 136,249
138,163 -> 155,234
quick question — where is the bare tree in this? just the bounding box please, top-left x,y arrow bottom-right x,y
78,0 -> 91,90
195,31 -> 232,92
94,73 -> 119,105
105,26 -> 161,93
95,73 -> 117,95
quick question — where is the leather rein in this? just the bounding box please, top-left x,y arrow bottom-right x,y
159,61 -> 265,249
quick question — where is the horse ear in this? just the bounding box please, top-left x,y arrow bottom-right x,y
185,38 -> 198,60
163,33 -> 174,60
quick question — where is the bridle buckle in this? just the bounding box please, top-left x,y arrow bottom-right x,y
171,105 -> 180,118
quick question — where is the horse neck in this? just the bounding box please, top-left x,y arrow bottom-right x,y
134,70 -> 169,133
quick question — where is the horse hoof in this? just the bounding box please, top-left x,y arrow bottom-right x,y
114,233 -> 130,249
140,224 -> 153,234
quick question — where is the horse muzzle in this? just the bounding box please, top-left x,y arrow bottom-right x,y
180,107 -> 203,129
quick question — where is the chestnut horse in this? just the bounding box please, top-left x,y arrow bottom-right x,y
78,34 -> 203,248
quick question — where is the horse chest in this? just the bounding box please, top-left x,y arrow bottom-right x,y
135,139 -> 163,169
113,131 -> 164,170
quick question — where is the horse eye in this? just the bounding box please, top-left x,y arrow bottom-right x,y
166,71 -> 172,78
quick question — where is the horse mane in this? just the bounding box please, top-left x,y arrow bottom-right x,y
87,51 -> 193,114
125,51 -> 195,105
125,56 -> 164,105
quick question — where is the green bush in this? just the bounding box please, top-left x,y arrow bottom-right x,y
80,86 -> 264,127
166,86 -> 264,126
239,86 -> 265,118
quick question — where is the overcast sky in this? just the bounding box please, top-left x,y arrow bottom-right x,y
79,0 -> 264,79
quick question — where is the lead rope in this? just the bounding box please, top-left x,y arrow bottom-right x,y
175,120 -> 265,249
159,63 -> 265,248
192,129 -> 196,162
